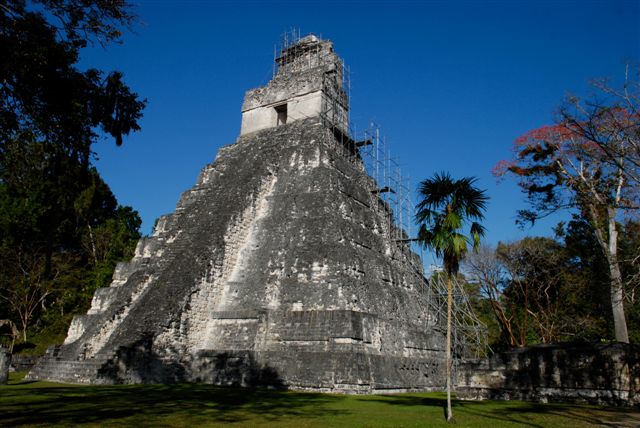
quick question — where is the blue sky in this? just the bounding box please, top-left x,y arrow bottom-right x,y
84,0 -> 639,254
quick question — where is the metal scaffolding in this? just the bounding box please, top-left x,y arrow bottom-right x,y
333,121 -> 490,360
273,30 -> 489,360
429,274 -> 490,360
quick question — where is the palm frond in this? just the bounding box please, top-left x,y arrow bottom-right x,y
470,221 -> 486,241
415,172 -> 488,276
442,212 -> 462,230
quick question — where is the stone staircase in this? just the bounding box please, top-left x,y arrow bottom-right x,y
26,346 -> 116,384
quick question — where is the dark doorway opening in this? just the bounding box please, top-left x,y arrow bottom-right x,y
275,104 -> 287,125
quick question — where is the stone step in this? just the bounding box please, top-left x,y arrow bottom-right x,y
27,353 -> 116,384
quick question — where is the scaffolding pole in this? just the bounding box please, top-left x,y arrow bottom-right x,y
275,31 -> 489,360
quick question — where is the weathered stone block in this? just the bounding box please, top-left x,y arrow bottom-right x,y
457,343 -> 640,406
0,347 -> 10,384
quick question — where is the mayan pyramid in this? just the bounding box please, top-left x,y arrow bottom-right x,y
28,34 -> 446,392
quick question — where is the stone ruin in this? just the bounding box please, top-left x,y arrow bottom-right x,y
458,343 -> 640,406
0,347 -> 9,385
28,34 -> 447,392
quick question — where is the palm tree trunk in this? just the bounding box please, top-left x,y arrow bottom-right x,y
446,275 -> 453,422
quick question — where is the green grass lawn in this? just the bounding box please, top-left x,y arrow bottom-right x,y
1,372 -> 638,427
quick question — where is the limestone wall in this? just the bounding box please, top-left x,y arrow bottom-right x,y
457,343 -> 640,406
240,90 -> 323,135
10,354 -> 37,372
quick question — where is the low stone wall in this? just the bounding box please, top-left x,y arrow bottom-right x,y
457,343 -> 639,406
0,347 -> 10,384
11,354 -> 38,372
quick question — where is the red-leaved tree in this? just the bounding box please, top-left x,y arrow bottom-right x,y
494,70 -> 640,343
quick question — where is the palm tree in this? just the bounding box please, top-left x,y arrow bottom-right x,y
415,172 -> 487,422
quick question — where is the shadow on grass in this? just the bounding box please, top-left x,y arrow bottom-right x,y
9,379 -> 38,385
0,382 -> 348,426
457,400 -> 640,428
359,394 -> 639,428
4,375 -> 639,427
360,395 -> 449,420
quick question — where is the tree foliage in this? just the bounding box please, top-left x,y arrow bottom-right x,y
465,219 -> 640,349
0,0 -> 143,349
494,71 -> 640,343
416,172 -> 488,275
497,238 -> 568,345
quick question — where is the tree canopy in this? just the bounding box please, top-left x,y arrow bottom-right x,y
415,172 -> 488,276
494,71 -> 639,343
0,0 -> 144,349
465,218 -> 640,349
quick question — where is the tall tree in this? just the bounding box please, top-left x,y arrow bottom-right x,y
415,172 -> 488,422
1,1 -> 144,156
0,1 -> 144,346
494,72 -> 639,343
560,217 -> 640,343
1,0 -> 144,257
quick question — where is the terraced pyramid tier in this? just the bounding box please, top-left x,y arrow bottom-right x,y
28,119 -> 445,392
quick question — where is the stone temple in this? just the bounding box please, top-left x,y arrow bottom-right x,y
28,34 -> 446,392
